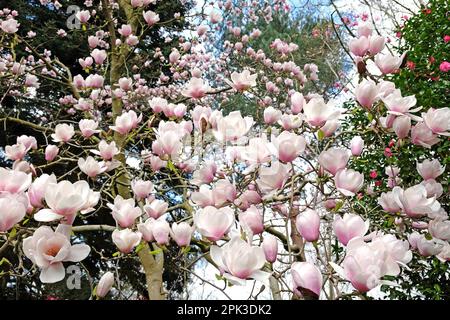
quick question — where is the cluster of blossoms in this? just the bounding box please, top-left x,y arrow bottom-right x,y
0,0 -> 448,300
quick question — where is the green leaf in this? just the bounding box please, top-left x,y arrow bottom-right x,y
317,129 -> 325,141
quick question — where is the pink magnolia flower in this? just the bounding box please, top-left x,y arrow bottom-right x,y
109,110 -> 142,135
91,140 -> 120,160
33,180 -> 92,223
392,185 -> 440,218
143,199 -> 168,219
378,191 -> 402,213
240,136 -> 272,165
0,168 -> 32,193
355,78 -> 379,109
194,206 -> 234,241
368,35 -> 385,55
85,74 -> 104,88
256,161 -> 290,195
210,236 -> 270,285
149,97 -> 168,113
79,119 -> 100,138
214,111 -> 253,143
28,173 -> 57,208
303,97 -> 339,127
291,262 -> 322,298
411,122 -> 440,148
278,114 -> 302,130
1,18 -> 20,33
416,159 -> 445,180
131,179 -> 153,200
420,179 -> 443,198
238,205 -> 264,235
112,228 -> 142,254
321,119 -> 340,137
90,49 -> 107,65
0,192 -> 27,232
318,148 -> 350,175
45,145 -> 59,161
16,135 -> 37,150
422,108 -> 450,136
429,219 -> 450,241
263,106 -> 282,124
143,10 -> 160,26
226,70 -> 257,91
137,218 -> 156,242
96,272 -> 114,298
349,36 -> 369,57
375,52 -> 406,74
334,168 -> 364,196
23,224 -> 90,283
75,10 -> 90,23
290,92 -> 305,114
393,115 -> 411,139
181,78 -> 211,99
78,156 -> 107,177
51,123 -> 75,143
5,143 -> 27,161
152,131 -> 183,159
295,209 -> 320,242
152,218 -> 171,245
118,24 -> 132,37
272,131 -> 306,163
191,162 -> 217,185
107,195 -> 142,228
382,90 -> 420,117
262,234 -> 278,263
357,22 -> 373,37
333,213 -> 369,246
416,235 -> 444,257
350,136 -> 364,156
170,222 -> 194,247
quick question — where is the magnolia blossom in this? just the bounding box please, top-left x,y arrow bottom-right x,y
112,229 -> 142,254
0,168 -> 32,194
45,145 -> 59,161
411,122 -> 440,148
417,159 -> 445,181
78,156 -> 107,177
278,114 -> 302,130
28,173 -> 57,208
256,162 -> 290,195
429,219 -> 450,241
378,191 -> 402,213
1,18 -> 20,33
295,209 -> 320,242
194,206 -> 234,241
51,123 -> 75,143
422,108 -> 450,136
375,52 -> 405,74
152,218 -> 171,245
416,235 -> 445,257
170,222 -> 194,247
214,111 -> 253,143
16,135 -> 37,150
290,92 -> 305,114
262,234 -> 278,263
109,110 -> 142,135
5,143 -> 27,161
143,10 -> 160,26
79,119 -> 100,138
355,78 -> 379,108
238,205 -> 264,235
107,195 -> 142,228
34,180 -> 92,223
240,136 -> 272,164
291,262 -> 322,298
75,10 -> 90,23
392,185 -> 440,218
333,214 -> 370,246
303,97 -> 339,127
90,49 -> 107,65
181,78 -> 210,99
226,70 -> 257,91
143,199 -> 168,219
272,131 -> 306,163
318,148 -> 350,175
23,225 -> 90,283
350,136 -> 364,156
349,36 -> 369,57
0,192 -> 27,232
334,168 -> 364,197
96,272 -> 114,298
393,115 -> 411,139
91,140 -> 120,160
210,236 -> 270,285
263,106 -> 282,124
382,90 -> 420,117
131,179 -> 153,200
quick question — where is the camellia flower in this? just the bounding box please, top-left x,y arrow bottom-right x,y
291,262 -> 322,298
143,199 -> 168,219
78,156 -> 108,177
214,111 -> 253,143
33,180 -> 93,223
350,136 -> 364,156
23,224 -> 90,283
333,213 -> 370,246
295,209 -> 320,242
107,195 -> 142,228
181,78 -> 211,99
210,236 -> 270,285
0,168 -> 32,194
272,131 -> 306,163
303,97 -> 339,127
226,70 -> 257,91
262,234 -> 278,263
0,192 -> 27,232
422,107 -> 450,136
112,228 -> 142,254
194,206 -> 234,241
392,185 -> 440,218
416,159 -> 445,180
51,123 -> 75,143
334,168 -> 364,197
96,272 -> 114,298
238,205 -> 264,235
170,222 -> 194,247
318,148 -> 350,175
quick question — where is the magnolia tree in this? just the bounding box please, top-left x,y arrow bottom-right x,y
0,0 -> 448,300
